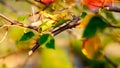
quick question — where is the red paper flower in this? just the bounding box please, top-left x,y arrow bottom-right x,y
83,0 -> 113,10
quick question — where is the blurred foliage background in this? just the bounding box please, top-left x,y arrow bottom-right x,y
0,0 -> 120,68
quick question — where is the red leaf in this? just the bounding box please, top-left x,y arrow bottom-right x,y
83,0 -> 113,10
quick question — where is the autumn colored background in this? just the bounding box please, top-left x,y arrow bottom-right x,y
0,0 -> 120,68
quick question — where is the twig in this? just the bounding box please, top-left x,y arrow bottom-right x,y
104,55 -> 118,68
0,12 -> 80,56
0,13 -> 38,31
28,41 -> 40,56
28,16 -> 80,55
52,16 -> 80,36
0,13 -> 24,27
108,24 -> 120,28
105,6 -> 120,12
0,13 -> 15,24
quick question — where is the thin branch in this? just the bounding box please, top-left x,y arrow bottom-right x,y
105,6 -> 120,12
52,16 -> 80,36
0,13 -> 24,27
25,25 -> 38,31
108,24 -> 120,28
28,41 -> 40,55
0,12 -> 80,56
28,16 -> 80,55
0,13 -> 38,31
0,13 -> 15,24
104,55 -> 118,68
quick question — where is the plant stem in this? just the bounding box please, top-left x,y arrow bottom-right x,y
105,6 -> 120,12
0,13 -> 80,56
29,16 -> 80,55
0,13 -> 15,24
28,41 -> 40,56
52,16 -> 80,36
0,13 -> 39,31
104,55 -> 118,68
108,24 -> 120,28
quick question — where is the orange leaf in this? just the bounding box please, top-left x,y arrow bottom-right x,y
82,0 -> 113,10
82,35 -> 102,59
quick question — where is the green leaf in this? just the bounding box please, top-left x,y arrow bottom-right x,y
46,38 -> 55,49
39,34 -> 49,45
17,15 -> 28,22
83,16 -> 108,38
20,31 -> 34,41
39,34 -> 55,49
81,12 -> 87,18
83,27 -> 97,39
54,19 -> 69,28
